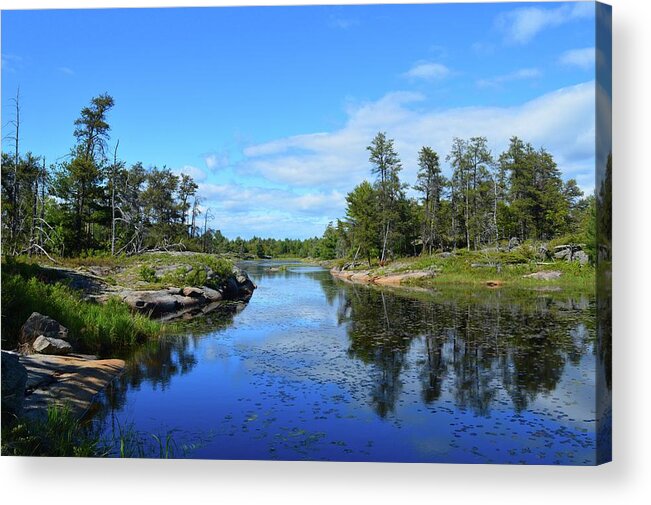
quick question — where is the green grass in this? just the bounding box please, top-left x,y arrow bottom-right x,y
1,258 -> 164,354
338,249 -> 595,291
16,252 -> 235,291
1,405 -> 104,457
110,252 -> 234,291
1,405 -> 194,458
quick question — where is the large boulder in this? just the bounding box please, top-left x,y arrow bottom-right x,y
201,286 -> 223,302
554,247 -> 572,260
1,351 -> 27,424
32,336 -> 73,355
573,250 -> 590,265
121,291 -> 180,317
19,312 -> 69,347
223,267 -> 256,301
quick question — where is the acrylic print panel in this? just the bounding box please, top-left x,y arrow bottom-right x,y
0,1 -> 611,465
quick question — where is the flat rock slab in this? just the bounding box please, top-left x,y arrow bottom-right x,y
332,268 -> 433,286
523,270 -> 562,280
373,271 -> 432,285
20,354 -> 125,421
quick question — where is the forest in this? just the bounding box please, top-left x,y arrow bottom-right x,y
1,92 -> 594,264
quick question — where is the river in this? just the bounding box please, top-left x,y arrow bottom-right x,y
94,261 -> 602,464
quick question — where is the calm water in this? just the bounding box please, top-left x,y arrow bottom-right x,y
95,261 -> 601,464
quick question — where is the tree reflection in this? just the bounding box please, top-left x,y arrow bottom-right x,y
336,281 -> 594,418
97,303 -> 242,415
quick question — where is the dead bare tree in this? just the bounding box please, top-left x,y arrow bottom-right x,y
202,207 -> 212,253
110,140 -> 120,255
3,88 -> 21,248
190,196 -> 201,239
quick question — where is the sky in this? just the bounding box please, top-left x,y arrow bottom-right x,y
1,2 -> 598,240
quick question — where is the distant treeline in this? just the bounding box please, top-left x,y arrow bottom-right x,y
318,132 -> 595,265
1,92 -> 598,262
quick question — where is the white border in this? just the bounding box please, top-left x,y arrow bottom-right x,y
1,1 -> 649,504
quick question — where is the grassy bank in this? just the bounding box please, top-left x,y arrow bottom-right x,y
331,248 -> 595,291
1,258 -> 165,353
1,405 -> 188,458
17,251 -> 235,291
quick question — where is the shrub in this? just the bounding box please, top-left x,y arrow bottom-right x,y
138,264 -> 158,283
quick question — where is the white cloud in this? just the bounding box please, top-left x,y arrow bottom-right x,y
402,62 -> 450,81
237,82 -> 596,196
203,150 -> 230,171
196,182 -> 346,238
497,2 -> 593,45
198,182 -> 345,217
58,66 -> 75,76
559,47 -> 596,70
174,164 -> 207,182
477,67 -> 542,88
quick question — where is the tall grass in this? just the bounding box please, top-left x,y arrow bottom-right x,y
1,405 -> 189,458
1,259 -> 164,353
1,405 -> 104,457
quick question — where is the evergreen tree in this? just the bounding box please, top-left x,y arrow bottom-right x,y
414,146 -> 445,254
367,132 -> 406,262
345,181 -> 381,266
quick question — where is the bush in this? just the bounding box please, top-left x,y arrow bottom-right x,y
157,255 -> 233,289
138,264 -> 158,283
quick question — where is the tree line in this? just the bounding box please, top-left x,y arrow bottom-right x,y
1,92 -> 221,257
317,132 -> 593,264
1,92 -> 593,262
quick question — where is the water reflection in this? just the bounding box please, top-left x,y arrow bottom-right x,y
336,282 -> 594,418
94,262 -> 599,463
100,303 -> 244,414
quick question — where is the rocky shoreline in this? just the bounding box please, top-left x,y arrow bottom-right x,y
330,266 -> 434,286
1,255 -> 257,426
2,350 -> 125,424
44,259 -> 256,321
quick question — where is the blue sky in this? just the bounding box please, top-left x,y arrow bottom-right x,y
2,2 -> 598,239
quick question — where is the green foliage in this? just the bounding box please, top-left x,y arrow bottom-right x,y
139,264 -> 157,283
156,255 -> 233,289
345,181 -> 381,266
1,405 -> 103,457
1,259 -> 163,353
1,405 -> 191,458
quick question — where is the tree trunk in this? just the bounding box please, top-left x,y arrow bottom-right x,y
10,88 -> 20,245
111,141 -> 119,256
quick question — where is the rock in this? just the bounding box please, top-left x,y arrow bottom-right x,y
486,280 -> 504,287
122,291 -> 180,316
19,312 -> 69,347
573,250 -> 590,265
523,270 -> 562,281
182,286 -> 205,298
350,272 -> 375,283
201,286 -> 223,302
230,267 -> 256,300
508,237 -> 520,251
19,354 -> 125,421
554,248 -> 571,260
32,336 -> 73,355
538,244 -> 550,260
1,351 -> 27,424
373,271 -> 432,285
